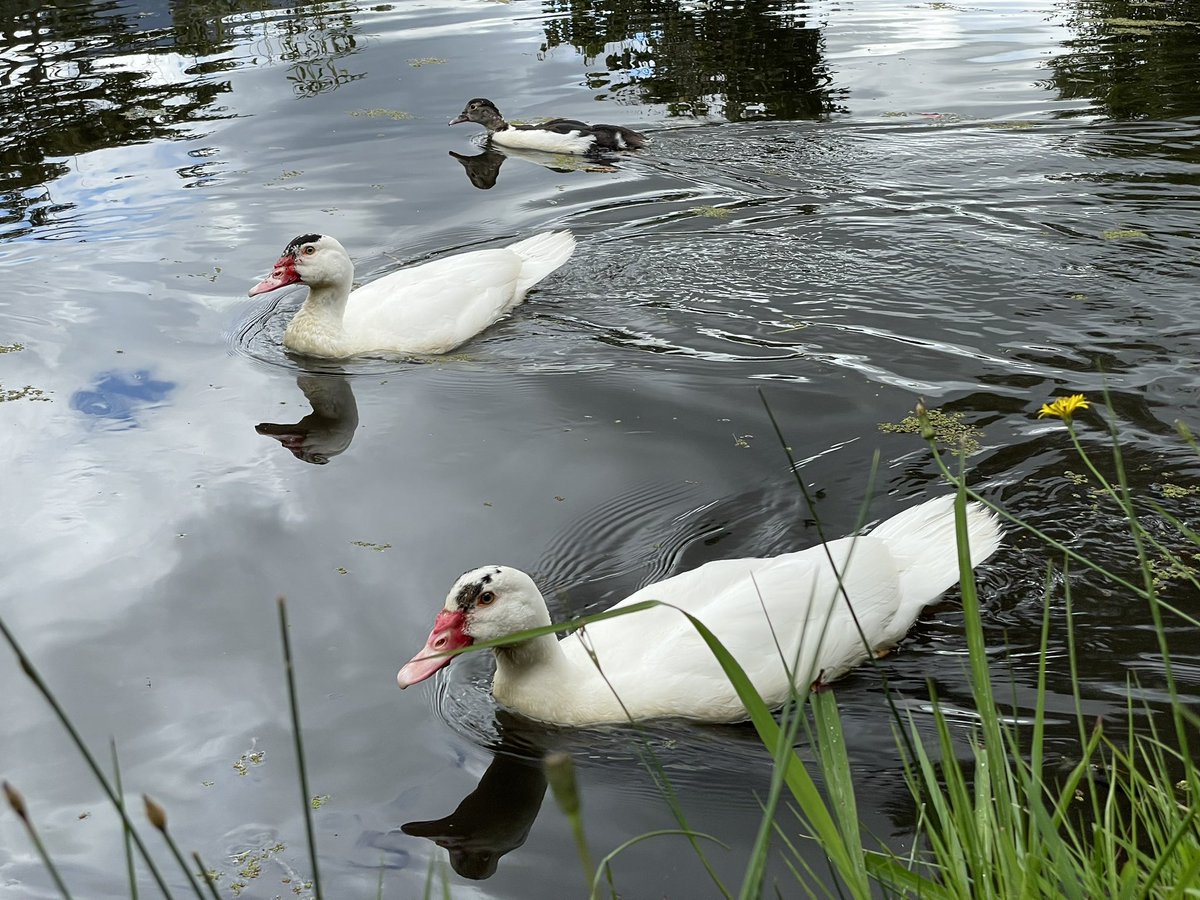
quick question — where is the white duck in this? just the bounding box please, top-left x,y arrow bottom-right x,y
397,495 -> 1003,726
247,231 -> 575,358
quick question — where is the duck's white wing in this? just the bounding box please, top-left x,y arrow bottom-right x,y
342,249 -> 525,355
558,538 -> 907,719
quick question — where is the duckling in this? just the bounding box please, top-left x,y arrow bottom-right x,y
450,98 -> 646,156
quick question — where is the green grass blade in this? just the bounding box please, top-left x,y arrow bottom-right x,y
276,597 -> 322,900
111,740 -> 138,900
809,691 -> 865,883
0,614 -> 175,898
675,611 -> 868,897
3,782 -> 75,900
588,830 -> 728,899
142,797 -> 205,900
543,753 -> 595,890
190,852 -> 221,900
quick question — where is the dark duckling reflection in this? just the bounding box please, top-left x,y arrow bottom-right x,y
449,149 -> 506,190
401,751 -> 548,879
256,373 -> 359,465
449,147 -> 618,191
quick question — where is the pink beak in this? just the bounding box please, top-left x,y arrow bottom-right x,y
248,255 -> 300,296
397,609 -> 472,688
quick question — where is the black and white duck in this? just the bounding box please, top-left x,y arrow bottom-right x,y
449,98 -> 646,155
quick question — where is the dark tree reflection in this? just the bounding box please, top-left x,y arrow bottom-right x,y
0,0 -> 366,240
1044,0 -> 1200,119
540,0 -> 844,121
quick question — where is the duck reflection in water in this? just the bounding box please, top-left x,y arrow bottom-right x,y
449,149 -> 507,190
401,750 -> 548,879
256,373 -> 359,465
449,147 -> 617,191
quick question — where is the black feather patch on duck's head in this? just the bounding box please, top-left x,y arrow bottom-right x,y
464,98 -> 499,114
452,566 -> 504,610
285,234 -> 323,256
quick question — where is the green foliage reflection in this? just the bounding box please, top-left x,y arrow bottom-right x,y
540,0 -> 845,121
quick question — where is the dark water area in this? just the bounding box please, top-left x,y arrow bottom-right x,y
2,0 -> 1199,896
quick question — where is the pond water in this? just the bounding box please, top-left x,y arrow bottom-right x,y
2,0 -> 1199,896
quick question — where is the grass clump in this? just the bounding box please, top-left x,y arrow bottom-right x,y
541,390 -> 1200,898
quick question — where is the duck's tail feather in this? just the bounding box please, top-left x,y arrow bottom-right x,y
617,126 -> 647,150
869,494 -> 1003,609
508,230 -> 576,298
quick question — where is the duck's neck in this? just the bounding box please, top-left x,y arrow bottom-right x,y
283,278 -> 354,357
483,114 -> 510,134
494,633 -> 562,674
492,633 -> 573,705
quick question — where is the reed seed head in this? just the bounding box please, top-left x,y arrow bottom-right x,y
2,781 -> 28,821
143,794 -> 168,832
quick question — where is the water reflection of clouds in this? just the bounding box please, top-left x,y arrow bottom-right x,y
70,369 -> 176,426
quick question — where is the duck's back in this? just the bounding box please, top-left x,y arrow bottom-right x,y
341,250 -> 522,355
555,537 -> 908,722
341,232 -> 574,355
493,122 -> 598,155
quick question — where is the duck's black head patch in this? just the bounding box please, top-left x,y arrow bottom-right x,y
453,566 -> 504,610
465,98 -> 499,114
285,234 -> 323,256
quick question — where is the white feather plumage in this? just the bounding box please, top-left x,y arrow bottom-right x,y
398,495 -> 1003,725
249,231 -> 575,358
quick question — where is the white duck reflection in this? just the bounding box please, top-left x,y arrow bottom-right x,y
256,373 -> 359,465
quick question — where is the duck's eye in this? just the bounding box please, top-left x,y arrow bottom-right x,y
477,591 -> 495,606
302,245 -> 316,256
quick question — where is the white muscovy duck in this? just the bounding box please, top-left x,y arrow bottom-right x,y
450,98 -> 646,155
247,231 -> 575,358
397,495 -> 1002,726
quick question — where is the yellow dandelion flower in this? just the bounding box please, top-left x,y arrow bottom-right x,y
1038,393 -> 1089,421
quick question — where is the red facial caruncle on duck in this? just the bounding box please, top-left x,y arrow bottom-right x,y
396,609 -> 473,687
249,233 -> 322,296
248,252 -> 299,296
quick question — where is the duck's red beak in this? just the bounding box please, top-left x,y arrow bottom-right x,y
397,609 -> 472,688
248,255 -> 299,296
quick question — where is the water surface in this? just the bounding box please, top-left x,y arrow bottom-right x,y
2,0 -> 1199,896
